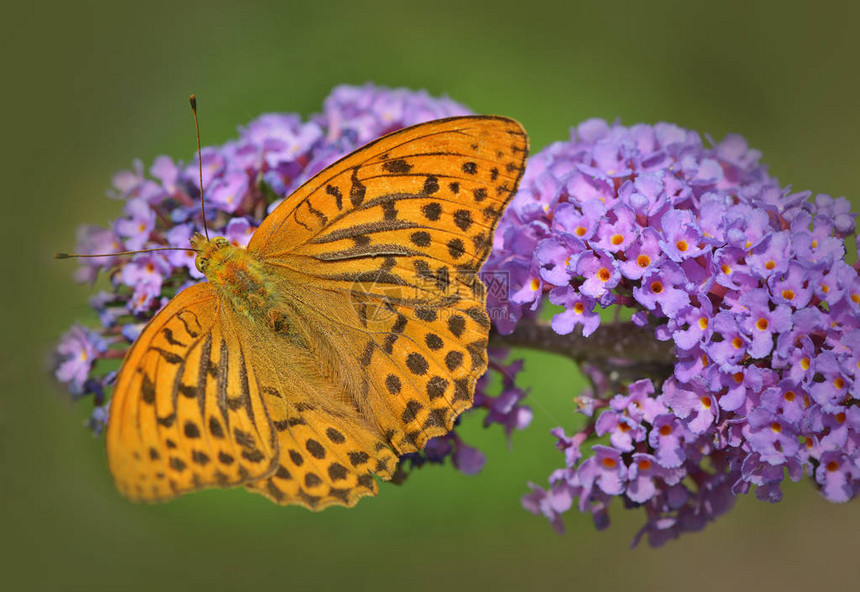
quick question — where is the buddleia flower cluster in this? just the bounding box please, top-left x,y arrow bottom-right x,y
494,119 -> 860,546
55,84 -> 860,546
53,84 -> 526,465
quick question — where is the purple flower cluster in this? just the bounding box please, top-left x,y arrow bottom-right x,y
502,119 -> 859,545
55,85 -> 859,545
53,84 -> 530,468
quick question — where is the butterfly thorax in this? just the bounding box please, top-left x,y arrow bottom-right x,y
190,233 -> 289,331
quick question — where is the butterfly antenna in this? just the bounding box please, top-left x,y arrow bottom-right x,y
189,94 -> 210,240
55,247 -> 197,259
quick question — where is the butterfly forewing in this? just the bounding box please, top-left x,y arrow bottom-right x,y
248,116 -> 526,261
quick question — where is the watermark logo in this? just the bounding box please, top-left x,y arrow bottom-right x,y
481,270 -> 510,303
348,269 -> 511,323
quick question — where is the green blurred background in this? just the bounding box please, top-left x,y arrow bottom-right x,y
4,1 -> 859,590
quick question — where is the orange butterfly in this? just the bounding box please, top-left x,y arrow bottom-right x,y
106,116 -> 528,509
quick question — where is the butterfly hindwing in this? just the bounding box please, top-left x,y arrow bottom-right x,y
245,403 -> 397,510
106,284 -> 283,501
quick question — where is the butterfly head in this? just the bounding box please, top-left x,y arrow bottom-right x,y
190,232 -> 233,275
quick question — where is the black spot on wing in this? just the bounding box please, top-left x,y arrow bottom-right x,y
349,451 -> 369,466
423,176 -> 439,195
422,202 -> 442,221
325,184 -> 343,210
161,328 -> 186,347
152,347 -> 183,365
326,428 -> 346,444
184,421 -> 201,438
176,310 -> 202,338
306,202 -> 328,226
406,353 -> 428,375
306,439 -> 326,459
350,167 -> 366,207
209,416 -> 225,438
427,376 -> 448,399
382,158 -> 413,173
141,373 -> 156,404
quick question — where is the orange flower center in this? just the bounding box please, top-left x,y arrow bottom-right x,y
800,358 -> 810,370
834,377 -> 846,390
573,302 -> 585,314
530,278 -> 540,291
676,239 -> 689,252
638,459 -> 652,470
637,254 -> 651,268
765,260 -> 775,270
575,226 -> 587,237
721,264 -> 732,275
756,318 -> 769,331
650,280 -> 664,294
784,390 -> 796,402
611,234 -> 624,246
601,456 -> 618,469
731,337 -> 744,349
771,422 -> 782,433
781,289 -> 795,300
826,460 -> 839,472
698,317 -> 709,330
659,424 -> 672,436
701,396 -> 712,409
597,268 -> 611,282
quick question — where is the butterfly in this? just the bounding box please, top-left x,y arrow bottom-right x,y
105,116 -> 528,509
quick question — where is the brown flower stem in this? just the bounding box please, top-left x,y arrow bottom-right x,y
102,348 -> 128,360
488,318 -> 675,366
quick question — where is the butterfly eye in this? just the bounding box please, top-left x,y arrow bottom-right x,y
195,257 -> 209,273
